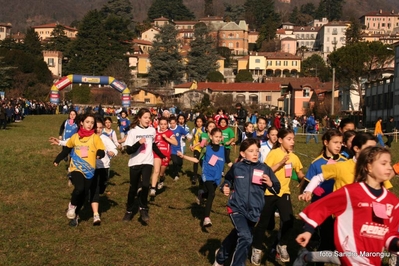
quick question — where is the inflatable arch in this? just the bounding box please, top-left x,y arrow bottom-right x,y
50,74 -> 131,107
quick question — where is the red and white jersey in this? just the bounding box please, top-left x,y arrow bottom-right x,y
154,129 -> 174,157
214,114 -> 228,126
384,204 -> 399,254
300,182 -> 399,265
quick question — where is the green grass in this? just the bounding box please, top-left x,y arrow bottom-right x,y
0,115 -> 398,265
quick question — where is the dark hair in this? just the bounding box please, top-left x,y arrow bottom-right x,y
104,117 -> 113,124
177,114 -> 186,124
158,116 -> 169,124
169,116 -> 177,123
257,116 -> 267,124
217,108 -> 225,114
95,116 -> 104,125
343,130 -> 356,145
209,128 -> 222,138
351,132 -> 377,155
338,118 -> 355,131
237,138 -> 260,161
244,121 -> 253,130
273,128 -> 294,149
320,129 -> 343,154
267,126 -> 278,134
194,116 -> 204,127
78,113 -> 97,130
205,121 -> 216,132
355,146 -> 391,183
218,117 -> 229,126
130,108 -> 150,128
120,110 -> 128,116
68,110 -> 77,122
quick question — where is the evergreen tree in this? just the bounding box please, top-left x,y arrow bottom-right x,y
244,0 -> 280,31
45,25 -> 71,53
235,70 -> 253,82
147,0 -> 195,21
186,23 -> 218,82
346,16 -> 363,45
0,57 -> 15,91
300,3 -> 316,17
148,24 -> 184,87
223,3 -> 245,23
301,54 -> 330,82
315,0 -> 327,19
256,15 -> 280,49
315,0 -> 344,21
204,0 -> 214,16
101,0 -> 134,30
24,28 -> 42,58
289,6 -> 300,24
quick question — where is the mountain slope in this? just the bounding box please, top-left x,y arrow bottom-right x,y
1,0 -> 399,32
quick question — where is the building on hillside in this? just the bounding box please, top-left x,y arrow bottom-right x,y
293,25 -> 320,51
360,10 -> 399,34
280,37 -> 297,55
0,23 -> 12,40
32,23 -> 77,41
217,21 -> 249,55
317,21 -> 348,59
248,53 -> 266,82
173,81 -> 282,109
153,17 -> 169,28
175,21 -> 196,45
12,32 -> 25,43
141,27 -> 161,43
360,30 -> 399,45
364,41 -> 399,126
248,31 -> 259,46
43,50 -> 63,77
310,18 -> 329,28
132,39 -> 152,54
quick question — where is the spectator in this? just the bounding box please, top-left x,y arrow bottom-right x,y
305,113 -> 318,144
234,103 -> 247,142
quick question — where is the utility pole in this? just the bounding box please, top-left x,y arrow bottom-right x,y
331,67 -> 335,116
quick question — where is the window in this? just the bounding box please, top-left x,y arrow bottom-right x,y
268,61 -> 273,66
266,96 -> 272,101
236,33 -> 239,38
145,91 -> 148,96
228,42 -> 233,48
303,88 -> 310,97
144,98 -> 150,104
303,102 -> 309,108
48,58 -> 54,67
283,61 -> 288,66
292,61 -> 298,66
0,28 -> 4,33
236,42 -> 239,48
222,43 -> 226,47
276,61 -> 281,66
255,59 -> 260,63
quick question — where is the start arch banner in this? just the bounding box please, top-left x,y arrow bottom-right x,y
50,74 -> 131,107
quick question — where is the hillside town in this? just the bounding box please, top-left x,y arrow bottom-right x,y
0,8 -> 399,127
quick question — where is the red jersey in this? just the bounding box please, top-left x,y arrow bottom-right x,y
153,129 -> 174,157
214,114 -> 228,127
384,204 -> 399,253
300,182 -> 399,265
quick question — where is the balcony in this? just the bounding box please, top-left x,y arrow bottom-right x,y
332,30 -> 338,35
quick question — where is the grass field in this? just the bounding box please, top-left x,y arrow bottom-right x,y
1,115 -> 398,266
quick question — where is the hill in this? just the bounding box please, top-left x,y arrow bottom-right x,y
1,0 -> 399,32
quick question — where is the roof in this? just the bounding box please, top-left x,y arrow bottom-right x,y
174,21 -> 197,25
154,17 -> 169,21
249,31 -> 259,35
256,52 -> 301,60
32,23 -> 77,31
0,23 -> 12,27
133,39 -> 152,45
175,82 -> 281,92
277,29 -> 286,34
199,16 -> 224,21
281,37 -> 296,41
293,26 -> 320,31
264,77 -> 319,86
323,21 -> 348,27
220,22 -> 243,31
361,10 -> 399,17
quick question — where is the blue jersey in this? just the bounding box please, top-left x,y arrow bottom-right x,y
118,118 -> 130,133
305,154 -> 347,201
170,125 -> 187,155
62,120 -> 78,140
201,144 -> 225,185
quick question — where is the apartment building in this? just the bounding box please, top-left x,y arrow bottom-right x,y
360,10 -> 399,34
32,23 -> 77,41
43,50 -> 63,77
293,25 -> 320,51
317,21 -> 348,59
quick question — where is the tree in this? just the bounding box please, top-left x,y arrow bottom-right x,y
223,3 -> 245,23
300,3 -> 316,17
207,71 -> 224,82
288,6 -> 312,26
244,0 -> 280,32
147,0 -> 195,21
315,0 -> 344,21
45,25 -> 71,53
204,0 -> 214,17
235,70 -> 253,82
217,47 -> 232,67
102,59 -> 133,86
186,23 -> 218,82
101,0 -> 135,30
346,16 -> 363,45
301,54 -> 331,82
24,28 -> 42,58
0,57 -> 16,91
148,24 -> 184,87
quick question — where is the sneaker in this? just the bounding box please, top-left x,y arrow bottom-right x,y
149,188 -> 156,197
196,189 -> 204,205
174,176 -> 179,181
203,217 -> 212,227
93,214 -> 101,226
140,208 -> 149,224
274,211 -> 280,217
251,248 -> 262,266
157,181 -> 164,190
293,248 -> 308,266
122,211 -> 133,222
276,244 -> 290,262
66,202 -> 77,219
69,216 -> 79,227
213,248 -> 223,266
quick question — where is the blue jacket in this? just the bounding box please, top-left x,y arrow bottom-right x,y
223,160 -> 280,222
306,115 -> 316,133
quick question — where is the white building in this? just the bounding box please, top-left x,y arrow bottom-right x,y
317,21 -> 348,59
0,23 -> 12,40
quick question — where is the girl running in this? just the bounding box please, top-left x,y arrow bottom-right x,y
190,116 -> 205,185
218,117 -> 235,168
241,122 -> 254,142
149,117 -> 177,197
122,108 -> 164,224
296,146 -> 398,266
53,113 -> 105,227
169,116 -> 190,182
251,128 -> 305,264
177,114 -> 191,154
117,110 -> 130,139
103,116 -> 121,149
213,138 -> 280,266
58,110 -> 78,161
340,130 -> 356,159
178,128 -> 225,227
